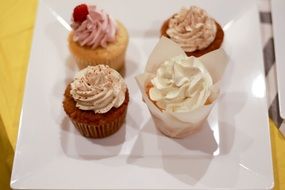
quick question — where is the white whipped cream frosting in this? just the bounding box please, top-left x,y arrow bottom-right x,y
166,6 -> 217,52
149,55 -> 213,112
70,65 -> 126,113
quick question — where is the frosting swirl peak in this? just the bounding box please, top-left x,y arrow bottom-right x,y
149,55 -> 213,112
71,65 -> 126,114
166,6 -> 217,52
71,5 -> 117,49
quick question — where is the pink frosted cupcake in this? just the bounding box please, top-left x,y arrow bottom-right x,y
68,4 -> 129,71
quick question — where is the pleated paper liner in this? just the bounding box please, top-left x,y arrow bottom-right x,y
71,110 -> 127,138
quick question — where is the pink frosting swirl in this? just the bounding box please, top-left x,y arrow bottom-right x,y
71,5 -> 117,49
166,6 -> 217,52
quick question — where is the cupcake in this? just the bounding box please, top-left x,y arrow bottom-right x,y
68,4 -> 129,71
63,65 -> 129,138
161,6 -> 224,57
136,37 -> 228,138
148,55 -> 213,112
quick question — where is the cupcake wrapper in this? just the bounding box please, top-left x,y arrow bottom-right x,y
74,51 -> 126,71
151,113 -> 205,138
71,111 -> 127,138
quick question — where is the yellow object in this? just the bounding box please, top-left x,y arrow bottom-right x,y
0,0 -> 38,189
270,119 -> 285,190
0,0 -> 284,190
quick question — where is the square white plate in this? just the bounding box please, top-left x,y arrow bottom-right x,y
11,0 -> 274,189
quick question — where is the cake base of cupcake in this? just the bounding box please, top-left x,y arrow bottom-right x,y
71,111 -> 126,138
73,52 -> 126,71
160,19 -> 224,57
68,21 -> 129,71
63,84 -> 129,138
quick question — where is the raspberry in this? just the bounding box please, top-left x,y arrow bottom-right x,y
73,4 -> 89,23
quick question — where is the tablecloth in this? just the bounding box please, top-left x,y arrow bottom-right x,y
0,0 -> 284,189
